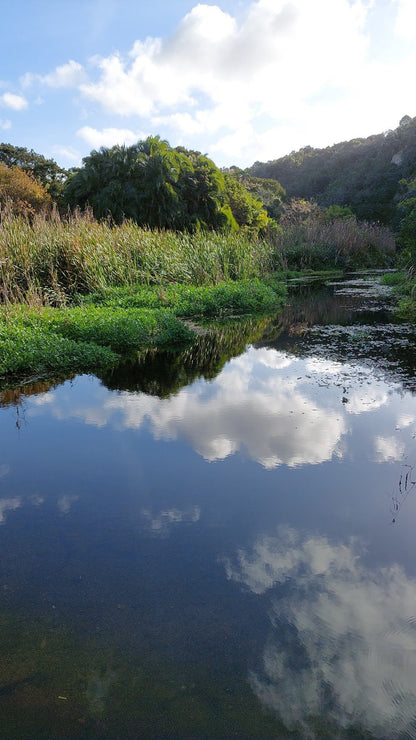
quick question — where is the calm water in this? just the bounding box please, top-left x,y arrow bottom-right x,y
1,275 -> 416,738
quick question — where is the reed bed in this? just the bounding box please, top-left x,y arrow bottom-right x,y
272,215 -> 396,270
0,208 -> 275,305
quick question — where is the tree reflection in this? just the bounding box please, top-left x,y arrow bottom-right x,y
100,315 -> 275,397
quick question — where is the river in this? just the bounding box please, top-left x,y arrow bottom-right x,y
1,273 -> 416,738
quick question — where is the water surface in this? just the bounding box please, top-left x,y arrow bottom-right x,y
1,275 -> 416,738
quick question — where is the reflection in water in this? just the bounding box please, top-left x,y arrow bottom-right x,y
101,315 -> 273,398
0,377 -> 69,407
142,506 -> 201,536
225,527 -> 416,738
391,463 -> 416,524
1,274 -> 416,736
28,348 -> 348,468
0,497 -> 21,523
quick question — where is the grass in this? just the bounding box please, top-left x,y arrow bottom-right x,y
0,279 -> 286,379
0,208 -> 276,302
1,206 -> 395,380
0,208 -> 290,379
80,278 -> 286,317
0,319 -> 118,376
381,271 -> 408,287
380,270 -> 416,320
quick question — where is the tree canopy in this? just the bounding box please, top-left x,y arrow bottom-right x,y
0,163 -> 51,215
64,136 -> 270,234
0,143 -> 68,202
248,116 -> 416,226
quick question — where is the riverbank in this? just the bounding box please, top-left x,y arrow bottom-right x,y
0,208 -> 397,381
0,279 -> 286,379
381,271 -> 416,320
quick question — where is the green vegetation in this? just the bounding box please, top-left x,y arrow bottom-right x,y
0,142 -> 68,203
0,316 -> 118,376
381,271 -> 416,320
0,278 -> 286,379
0,163 -> 51,215
0,124 -> 408,382
82,279 -> 285,317
249,115 -> 416,227
63,136 -> 271,235
0,209 -> 275,302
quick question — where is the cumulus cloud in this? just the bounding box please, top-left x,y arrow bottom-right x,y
72,0 -> 392,163
21,60 -> 86,88
0,92 -> 27,110
225,526 -> 416,737
80,1 -> 369,121
15,0 -> 416,165
77,126 -> 146,149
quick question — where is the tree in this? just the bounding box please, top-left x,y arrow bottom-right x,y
397,175 -> 416,264
0,163 -> 51,215
224,174 -> 268,233
64,137 -> 250,232
0,143 -> 68,203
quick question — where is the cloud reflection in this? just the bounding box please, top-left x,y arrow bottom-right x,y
224,527 -> 416,738
142,506 -> 200,536
0,497 -> 21,523
37,348 -> 347,468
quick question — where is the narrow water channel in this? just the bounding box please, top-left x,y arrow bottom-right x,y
1,274 -> 416,738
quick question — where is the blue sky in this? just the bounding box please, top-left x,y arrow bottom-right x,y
0,0 -> 415,169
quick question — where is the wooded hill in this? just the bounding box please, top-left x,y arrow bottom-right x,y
247,115 -> 416,227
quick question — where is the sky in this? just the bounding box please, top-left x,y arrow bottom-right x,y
0,0 -> 415,170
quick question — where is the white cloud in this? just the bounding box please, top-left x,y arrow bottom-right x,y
0,464 -> 10,479
0,119 -> 11,130
57,494 -> 79,514
13,1 -> 415,166
394,0 -> 416,39
51,145 -> 82,165
0,92 -> 27,110
73,0 -> 380,163
77,126 -> 145,149
396,413 -> 415,429
21,60 -> 86,88
346,388 -> 389,414
225,526 -> 416,737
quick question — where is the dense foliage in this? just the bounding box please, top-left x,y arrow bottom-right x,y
64,136 -> 270,234
0,163 -> 51,215
249,115 -> 416,227
0,209 -> 275,303
0,280 -> 285,378
0,143 -> 68,202
396,173 -> 416,262
224,168 -> 286,222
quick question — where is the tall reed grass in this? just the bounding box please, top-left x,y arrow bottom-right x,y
273,215 -> 396,270
0,207 -> 274,305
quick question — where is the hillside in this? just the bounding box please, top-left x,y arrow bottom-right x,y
247,116 -> 416,227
